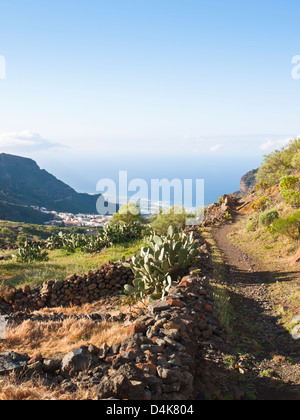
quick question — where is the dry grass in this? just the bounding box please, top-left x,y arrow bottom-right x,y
0,302 -> 133,400
0,318 -> 129,358
0,375 -> 96,400
36,297 -> 146,318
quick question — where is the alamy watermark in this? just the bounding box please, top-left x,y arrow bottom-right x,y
0,55 -> 6,80
292,55 -> 300,80
291,316 -> 300,340
96,171 -> 205,225
0,315 -> 7,340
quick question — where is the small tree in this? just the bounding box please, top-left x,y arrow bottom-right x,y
110,203 -> 146,226
151,206 -> 191,235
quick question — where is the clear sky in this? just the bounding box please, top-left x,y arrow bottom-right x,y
0,0 -> 300,202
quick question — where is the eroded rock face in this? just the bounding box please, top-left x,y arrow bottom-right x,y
239,168 -> 259,196
0,351 -> 30,376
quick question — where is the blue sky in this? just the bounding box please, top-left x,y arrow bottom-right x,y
0,0 -> 300,202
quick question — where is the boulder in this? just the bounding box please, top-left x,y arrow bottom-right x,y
25,361 -> 43,377
149,300 -> 170,314
96,364 -> 151,400
43,358 -> 61,373
99,343 -> 110,359
0,286 -> 16,303
0,351 -> 30,376
61,346 -> 99,377
157,367 -> 194,399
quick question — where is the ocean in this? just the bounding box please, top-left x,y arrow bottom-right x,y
49,152 -> 262,211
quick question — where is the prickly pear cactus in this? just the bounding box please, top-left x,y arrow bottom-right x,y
124,226 -> 198,302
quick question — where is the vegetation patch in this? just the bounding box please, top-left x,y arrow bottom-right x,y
259,210 -> 279,227
271,211 -> 300,241
124,226 -> 199,302
257,138 -> 300,186
0,240 -> 144,289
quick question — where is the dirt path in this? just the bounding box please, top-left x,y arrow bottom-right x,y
212,218 -> 300,400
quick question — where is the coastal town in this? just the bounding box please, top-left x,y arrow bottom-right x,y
30,206 -> 113,228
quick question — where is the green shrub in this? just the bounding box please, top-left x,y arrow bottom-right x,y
291,152 -> 300,170
279,175 -> 300,191
259,210 -> 280,226
13,240 -> 49,263
281,190 -> 300,208
255,182 -> 270,193
45,222 -> 144,254
102,222 -> 144,246
251,197 -> 271,212
17,234 -> 27,243
271,211 -> 300,240
123,226 -> 198,302
245,221 -> 257,232
151,206 -> 191,235
257,138 -> 300,186
110,203 -> 147,226
245,215 -> 259,232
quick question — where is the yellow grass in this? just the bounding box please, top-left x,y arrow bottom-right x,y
0,318 -> 129,358
0,375 -> 96,400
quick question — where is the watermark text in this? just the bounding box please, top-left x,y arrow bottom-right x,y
96,171 -> 205,225
292,55 -> 300,80
0,55 -> 6,80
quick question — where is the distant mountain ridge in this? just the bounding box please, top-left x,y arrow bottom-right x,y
0,153 -> 104,216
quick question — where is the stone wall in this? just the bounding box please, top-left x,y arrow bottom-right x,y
0,262 -> 134,314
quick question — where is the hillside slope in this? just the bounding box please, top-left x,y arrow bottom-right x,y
0,153 -> 104,214
0,200 -> 55,224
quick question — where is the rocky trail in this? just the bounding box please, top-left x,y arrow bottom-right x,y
212,217 -> 300,400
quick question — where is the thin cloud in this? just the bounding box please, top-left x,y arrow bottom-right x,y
210,144 -> 222,152
260,137 -> 292,151
0,131 -> 64,152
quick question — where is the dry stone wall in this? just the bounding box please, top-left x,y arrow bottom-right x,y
0,262 -> 134,314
